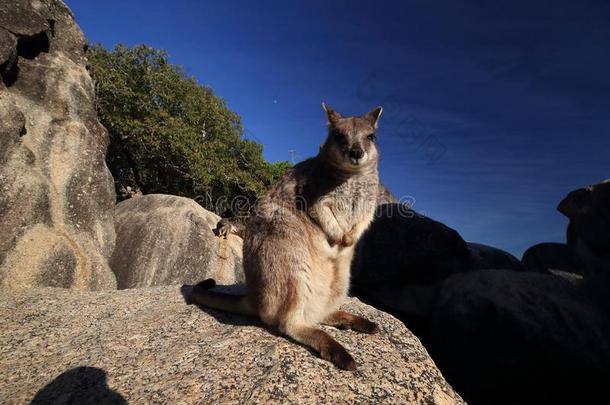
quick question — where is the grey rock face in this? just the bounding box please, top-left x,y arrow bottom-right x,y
0,286 -> 464,404
0,0 -> 117,291
429,269 -> 610,405
0,28 -> 17,77
111,194 -> 244,289
0,1 -> 50,37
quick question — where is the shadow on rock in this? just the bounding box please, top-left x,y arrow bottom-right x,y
30,366 -> 126,404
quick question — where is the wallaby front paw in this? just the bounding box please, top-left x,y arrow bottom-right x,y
340,233 -> 355,247
326,234 -> 343,246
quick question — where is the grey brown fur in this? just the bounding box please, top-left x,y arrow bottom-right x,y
192,104 -> 383,370
216,182 -> 394,239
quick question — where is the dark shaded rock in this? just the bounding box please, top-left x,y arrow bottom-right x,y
558,180 -> 610,313
467,242 -> 525,271
351,204 -> 470,337
353,204 -> 470,287
0,0 -> 116,291
522,242 -> 578,274
351,283 -> 439,318
569,232 -> 610,314
558,180 -> 610,258
110,194 -> 244,289
558,179 -> 610,262
428,270 -> 610,405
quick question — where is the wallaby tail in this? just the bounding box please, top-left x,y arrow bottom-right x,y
190,279 -> 257,316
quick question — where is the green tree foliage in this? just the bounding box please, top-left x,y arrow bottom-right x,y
88,44 -> 291,214
267,160 -> 294,183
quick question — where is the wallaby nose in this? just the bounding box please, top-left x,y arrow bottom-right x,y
349,148 -> 364,160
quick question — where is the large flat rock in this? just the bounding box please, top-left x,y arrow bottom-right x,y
0,286 -> 463,404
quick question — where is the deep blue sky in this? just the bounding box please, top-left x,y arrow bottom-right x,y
67,0 -> 610,257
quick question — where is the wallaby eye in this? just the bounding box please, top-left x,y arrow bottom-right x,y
367,133 -> 376,141
333,131 -> 346,141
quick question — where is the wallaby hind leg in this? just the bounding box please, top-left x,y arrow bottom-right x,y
323,311 -> 380,334
282,323 -> 357,371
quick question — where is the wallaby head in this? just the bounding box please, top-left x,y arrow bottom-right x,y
320,103 -> 383,173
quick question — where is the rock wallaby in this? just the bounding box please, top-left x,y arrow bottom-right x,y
191,103 -> 383,370
215,218 -> 246,239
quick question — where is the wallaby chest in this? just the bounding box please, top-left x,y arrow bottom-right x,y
324,173 -> 378,225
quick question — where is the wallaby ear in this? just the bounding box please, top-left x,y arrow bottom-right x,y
322,102 -> 342,124
366,106 -> 383,127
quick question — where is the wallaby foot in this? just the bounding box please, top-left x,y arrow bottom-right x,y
323,311 -> 380,334
327,233 -> 355,247
284,324 -> 357,371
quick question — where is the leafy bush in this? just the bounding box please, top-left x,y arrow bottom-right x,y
88,44 -> 290,214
